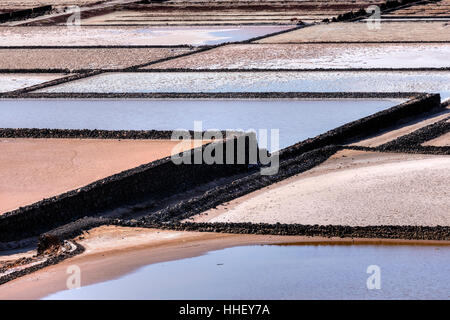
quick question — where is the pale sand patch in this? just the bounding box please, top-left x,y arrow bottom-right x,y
191,150 -> 450,226
349,108 -> 450,147
255,22 -> 450,43
81,11 -> 302,25
1,225 -> 447,300
0,0 -> 106,9
422,132 -> 450,147
0,138 -> 203,214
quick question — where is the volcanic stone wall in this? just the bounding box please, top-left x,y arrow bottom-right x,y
0,135 -> 255,242
0,5 -> 52,23
279,93 -> 441,160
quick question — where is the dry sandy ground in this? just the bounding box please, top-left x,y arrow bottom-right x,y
1,0 -> 116,9
190,150 -> 450,226
146,43 -> 450,69
383,0 -> 450,16
256,22 -> 450,43
80,19 -> 299,26
0,73 -> 63,92
350,107 -> 450,147
4,1 -> 384,25
81,10 -> 306,25
0,138 -> 201,214
1,225 -> 446,300
422,132 -> 450,147
0,48 -> 194,70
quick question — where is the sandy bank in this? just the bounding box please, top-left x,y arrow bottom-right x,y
190,150 -> 450,226
0,138 -> 200,214
0,0 -> 104,10
1,225 -> 447,300
0,26 -> 248,46
383,0 -> 450,17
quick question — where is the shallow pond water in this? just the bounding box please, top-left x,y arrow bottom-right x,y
38,71 -> 450,99
0,99 -> 401,149
45,244 -> 450,300
0,26 -> 292,46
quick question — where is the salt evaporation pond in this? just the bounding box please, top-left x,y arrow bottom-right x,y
39,71 -> 450,99
0,74 -> 63,93
0,99 -> 401,149
45,244 -> 450,300
0,26 -> 292,46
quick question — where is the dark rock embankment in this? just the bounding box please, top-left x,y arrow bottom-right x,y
142,145 -> 341,223
124,222 -> 450,241
1,92 -> 420,99
40,217 -> 450,244
0,128 -> 228,140
279,93 -> 441,160
0,5 -> 52,23
0,135 -> 255,242
0,240 -> 84,286
377,116 -> 450,154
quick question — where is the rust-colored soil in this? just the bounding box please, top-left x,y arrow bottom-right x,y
0,138 -> 201,214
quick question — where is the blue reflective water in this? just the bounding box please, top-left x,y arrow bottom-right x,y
0,99 -> 400,149
45,244 -> 450,300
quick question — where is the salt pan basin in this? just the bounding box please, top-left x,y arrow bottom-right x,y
39,71 -> 450,99
0,138 -> 199,214
45,244 -> 450,300
0,26 -> 292,46
0,74 -> 63,93
0,99 -> 401,150
146,43 -> 450,69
